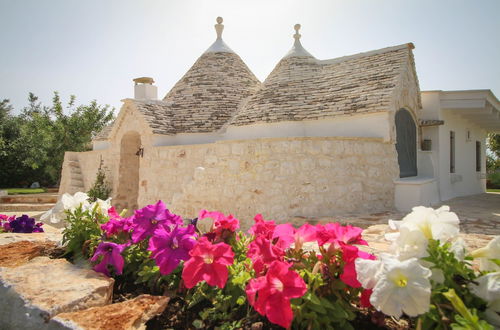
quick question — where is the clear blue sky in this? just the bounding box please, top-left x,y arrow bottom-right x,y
1,0 -> 499,113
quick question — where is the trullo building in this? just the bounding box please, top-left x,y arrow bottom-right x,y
58,17 -> 500,227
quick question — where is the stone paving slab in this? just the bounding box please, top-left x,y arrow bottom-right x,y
0,241 -> 57,268
306,193 -> 499,236
50,294 -> 169,330
0,257 -> 114,330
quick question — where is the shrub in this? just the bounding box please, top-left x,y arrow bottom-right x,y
87,165 -> 112,202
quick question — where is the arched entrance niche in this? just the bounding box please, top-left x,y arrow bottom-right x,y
115,131 -> 141,212
395,109 -> 417,178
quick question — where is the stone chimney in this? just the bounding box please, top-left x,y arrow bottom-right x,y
133,77 -> 157,100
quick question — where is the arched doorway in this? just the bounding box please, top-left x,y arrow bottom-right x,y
395,109 -> 417,178
115,131 -> 141,212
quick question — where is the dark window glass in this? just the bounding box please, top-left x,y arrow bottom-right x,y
450,131 -> 455,173
395,109 -> 417,178
476,141 -> 481,172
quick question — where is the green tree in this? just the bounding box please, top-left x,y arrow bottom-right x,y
487,133 -> 500,173
0,93 -> 114,187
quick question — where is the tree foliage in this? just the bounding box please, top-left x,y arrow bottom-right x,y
0,93 -> 114,187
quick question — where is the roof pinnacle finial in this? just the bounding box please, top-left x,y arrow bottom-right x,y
283,23 -> 314,59
293,24 -> 301,42
215,16 -> 224,39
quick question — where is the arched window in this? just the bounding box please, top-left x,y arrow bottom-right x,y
395,109 -> 417,178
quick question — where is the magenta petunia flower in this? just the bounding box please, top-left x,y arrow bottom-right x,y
101,207 -> 133,237
131,200 -> 182,243
198,210 -> 239,241
148,224 -> 197,275
339,244 -> 376,288
247,236 -> 284,275
272,223 -> 317,251
91,241 -> 126,276
246,260 -> 307,328
248,214 -> 276,239
316,222 -> 367,248
182,237 -> 234,288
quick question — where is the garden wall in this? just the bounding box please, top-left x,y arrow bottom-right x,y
60,136 -> 399,229
142,137 -> 399,229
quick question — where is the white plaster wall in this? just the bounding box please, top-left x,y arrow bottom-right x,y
437,110 -> 487,201
92,141 -> 111,151
223,112 -> 391,142
153,133 -> 221,146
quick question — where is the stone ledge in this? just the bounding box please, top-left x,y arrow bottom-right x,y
0,241 -> 57,268
50,294 -> 169,330
0,257 -> 114,329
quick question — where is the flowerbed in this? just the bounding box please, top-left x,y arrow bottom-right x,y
37,193 -> 500,329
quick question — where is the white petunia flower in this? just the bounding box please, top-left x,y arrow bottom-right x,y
356,257 -> 383,289
398,206 -> 460,241
90,197 -> 112,216
40,192 -> 91,224
368,255 -> 432,318
391,227 -> 429,260
450,237 -> 467,261
469,271 -> 500,327
470,236 -> 500,272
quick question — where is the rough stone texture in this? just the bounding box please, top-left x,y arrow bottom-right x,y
161,137 -> 399,229
161,52 -> 261,134
0,241 -> 57,267
0,224 -> 62,246
60,135 -> 399,229
0,257 -> 114,330
230,44 -> 420,127
50,294 -> 169,330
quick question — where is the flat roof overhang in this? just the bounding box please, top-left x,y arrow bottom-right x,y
437,90 -> 500,132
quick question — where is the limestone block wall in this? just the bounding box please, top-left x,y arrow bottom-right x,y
61,136 -> 399,229
139,137 -> 399,229
59,150 -> 116,196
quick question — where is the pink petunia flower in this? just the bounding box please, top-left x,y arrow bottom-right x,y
247,236 -> 285,275
339,244 -> 376,288
148,224 -> 197,275
248,214 -> 276,239
131,200 -> 183,243
246,260 -> 307,328
101,207 -> 133,237
182,237 -> 234,288
316,223 -> 367,248
91,241 -> 126,276
272,223 -> 317,251
360,289 -> 373,308
198,210 -> 239,240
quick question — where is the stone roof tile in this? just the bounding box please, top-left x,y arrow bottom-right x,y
229,43 -> 415,126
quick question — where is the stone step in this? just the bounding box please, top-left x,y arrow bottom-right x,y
70,168 -> 82,175
0,194 -> 58,204
67,161 -> 81,168
0,203 -> 55,212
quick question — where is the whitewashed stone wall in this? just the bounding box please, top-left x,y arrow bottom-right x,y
61,137 -> 398,229
139,137 -> 399,229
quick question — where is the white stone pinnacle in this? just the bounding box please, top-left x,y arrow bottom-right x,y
284,23 -> 315,59
204,16 -> 234,54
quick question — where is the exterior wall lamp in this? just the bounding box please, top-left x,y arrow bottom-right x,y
136,147 -> 144,157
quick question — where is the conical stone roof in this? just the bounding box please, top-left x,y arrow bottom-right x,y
160,17 -> 260,134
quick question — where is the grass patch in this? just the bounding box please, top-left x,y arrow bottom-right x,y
487,188 -> 500,193
5,188 -> 47,195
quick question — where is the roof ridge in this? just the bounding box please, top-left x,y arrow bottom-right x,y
318,43 -> 414,65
